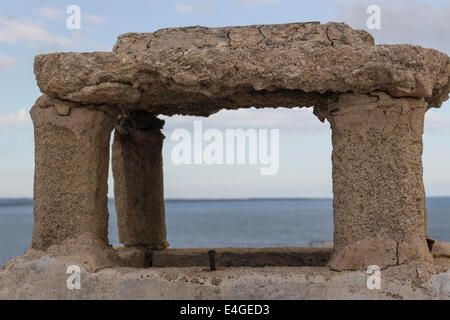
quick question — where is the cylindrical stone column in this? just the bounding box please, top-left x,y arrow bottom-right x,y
317,92 -> 433,271
112,112 -> 168,249
30,96 -> 114,250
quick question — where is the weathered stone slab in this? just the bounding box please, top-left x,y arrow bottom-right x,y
113,246 -> 332,268
150,247 -> 332,268
33,22 -> 449,115
1,255 -> 450,299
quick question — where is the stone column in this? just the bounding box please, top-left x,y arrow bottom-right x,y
315,92 -> 433,271
30,95 -> 114,250
112,112 -> 168,249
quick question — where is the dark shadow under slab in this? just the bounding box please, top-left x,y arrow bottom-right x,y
116,246 -> 332,268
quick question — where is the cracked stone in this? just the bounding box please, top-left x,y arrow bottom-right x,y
55,104 -> 71,116
33,22 -> 449,116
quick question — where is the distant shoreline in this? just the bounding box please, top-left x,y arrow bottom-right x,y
1,196 -> 450,207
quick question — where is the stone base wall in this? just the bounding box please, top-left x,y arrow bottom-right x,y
1,255 -> 449,300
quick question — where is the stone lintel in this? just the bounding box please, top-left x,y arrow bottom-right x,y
33,22 -> 449,115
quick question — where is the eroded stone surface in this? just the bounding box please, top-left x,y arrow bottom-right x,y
314,92 -> 434,270
25,235 -> 125,273
33,22 -> 450,116
1,256 -> 450,299
151,247 -> 332,268
112,114 -> 168,248
30,96 -> 114,250
432,242 -> 450,259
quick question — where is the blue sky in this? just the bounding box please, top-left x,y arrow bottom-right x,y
0,0 -> 449,198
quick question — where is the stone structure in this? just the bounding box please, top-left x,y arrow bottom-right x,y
112,113 -> 168,249
3,255 -> 450,299
26,22 -> 450,273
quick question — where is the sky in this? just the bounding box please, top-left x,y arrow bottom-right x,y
0,0 -> 449,199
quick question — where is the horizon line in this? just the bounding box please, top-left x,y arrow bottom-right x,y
1,196 -> 450,201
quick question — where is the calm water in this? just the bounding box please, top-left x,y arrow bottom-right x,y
1,198 -> 449,266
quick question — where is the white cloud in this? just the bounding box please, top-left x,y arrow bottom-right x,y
425,108 -> 450,133
0,110 -> 31,131
335,0 -> 450,54
0,53 -> 20,70
33,7 -> 65,20
174,1 -> 213,14
175,2 -> 194,13
162,107 -> 328,132
0,17 -> 75,48
33,6 -> 107,24
84,14 -> 108,24
0,15 -> 109,52
162,104 -> 450,135
233,0 -> 280,5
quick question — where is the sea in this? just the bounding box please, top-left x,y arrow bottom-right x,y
1,197 -> 449,266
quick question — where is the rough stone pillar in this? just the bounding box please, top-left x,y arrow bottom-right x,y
30,95 -> 114,250
315,92 -> 433,271
112,112 -> 168,249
